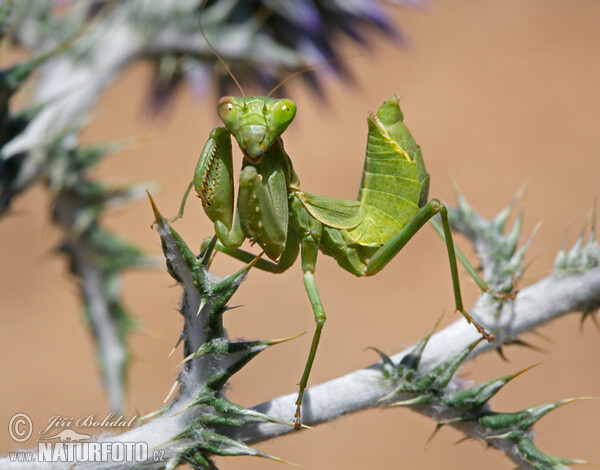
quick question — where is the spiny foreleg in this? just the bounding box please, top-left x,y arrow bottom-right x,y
172,127 -> 245,248
237,165 -> 288,260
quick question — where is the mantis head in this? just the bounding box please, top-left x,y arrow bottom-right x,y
218,96 -> 297,164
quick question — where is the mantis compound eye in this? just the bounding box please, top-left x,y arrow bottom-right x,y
270,99 -> 297,134
217,97 -> 239,128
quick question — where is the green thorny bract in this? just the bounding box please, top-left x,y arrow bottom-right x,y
372,319 -> 595,469
0,18 -> 73,209
50,141 -> 152,413
55,175 -> 152,411
554,205 -> 600,329
0,5 -> 149,412
147,194 -> 298,469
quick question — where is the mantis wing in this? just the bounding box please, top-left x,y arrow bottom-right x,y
297,192 -> 365,229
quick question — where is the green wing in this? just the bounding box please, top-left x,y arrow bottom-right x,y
297,192 -> 365,229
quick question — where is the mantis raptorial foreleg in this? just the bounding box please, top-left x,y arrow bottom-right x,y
172,127 -> 245,249
237,165 -> 288,260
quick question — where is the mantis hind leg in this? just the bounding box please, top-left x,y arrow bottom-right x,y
365,199 -> 495,342
428,219 -> 518,302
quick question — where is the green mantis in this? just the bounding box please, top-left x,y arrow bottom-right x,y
174,91 -> 495,429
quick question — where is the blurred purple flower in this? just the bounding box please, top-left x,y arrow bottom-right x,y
146,0 -> 422,107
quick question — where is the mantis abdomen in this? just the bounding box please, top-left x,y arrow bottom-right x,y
350,97 -> 430,247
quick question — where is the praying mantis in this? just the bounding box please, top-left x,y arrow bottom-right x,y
173,90 -> 496,429
169,0 -> 496,430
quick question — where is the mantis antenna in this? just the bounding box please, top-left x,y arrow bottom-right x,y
198,0 -> 245,97
199,0 -> 361,99
266,54 -> 363,98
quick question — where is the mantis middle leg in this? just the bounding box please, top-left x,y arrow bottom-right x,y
205,196 -> 326,429
203,230 -> 300,274
288,197 -> 328,429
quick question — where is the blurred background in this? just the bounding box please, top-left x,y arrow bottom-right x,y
1,1 -> 600,468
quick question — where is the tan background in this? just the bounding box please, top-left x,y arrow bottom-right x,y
2,1 -> 600,468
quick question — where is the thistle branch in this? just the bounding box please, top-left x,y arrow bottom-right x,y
4,195 -> 598,469
5,265 -> 596,470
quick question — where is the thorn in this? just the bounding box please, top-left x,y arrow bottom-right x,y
427,422 -> 444,443
432,310 -> 446,332
495,346 -> 508,362
590,199 -> 597,242
146,190 -> 163,226
561,225 -> 570,250
219,250 -> 264,285
223,304 -> 244,311
561,396 -> 600,404
169,335 -> 184,357
170,401 -> 193,417
139,406 -> 169,423
494,188 -> 524,232
262,331 -> 306,346
519,253 -> 542,278
398,310 -> 445,372
570,459 -> 599,467
388,395 -> 431,407
578,217 -> 589,243
453,435 -> 471,446
484,431 -> 514,441
510,362 -> 542,380
529,328 -> 553,343
207,248 -> 218,269
366,346 -> 395,368
581,310 -> 600,333
163,379 -> 180,404
178,351 -> 197,367
200,235 -> 217,267
247,250 -> 265,269
196,298 -> 206,316
285,422 -> 313,431
527,221 -> 542,245
507,339 -> 547,354
258,453 -> 301,467
515,180 -> 529,201
455,190 -> 472,215
377,390 -> 397,404
448,173 -> 461,199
